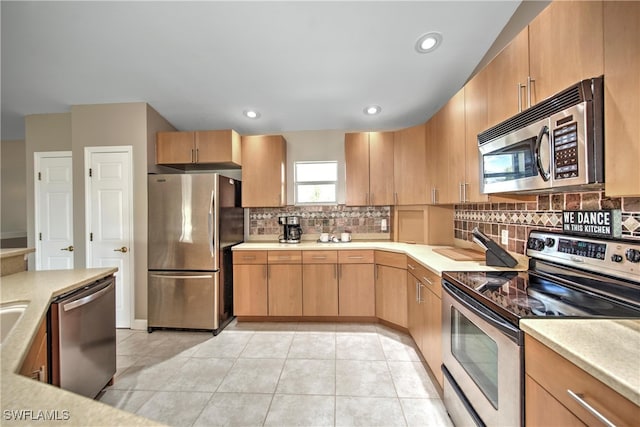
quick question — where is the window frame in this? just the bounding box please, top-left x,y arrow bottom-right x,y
294,160 -> 338,205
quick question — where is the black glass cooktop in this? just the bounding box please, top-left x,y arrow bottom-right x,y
443,270 -> 640,326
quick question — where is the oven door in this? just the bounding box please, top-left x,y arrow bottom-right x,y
479,116 -> 552,194
442,280 -> 523,427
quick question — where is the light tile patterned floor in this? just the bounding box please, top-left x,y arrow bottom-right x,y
98,321 -> 454,427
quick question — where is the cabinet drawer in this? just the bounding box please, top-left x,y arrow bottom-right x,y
338,250 -> 374,264
407,257 -> 441,298
374,250 -> 407,269
525,335 -> 637,427
303,251 -> 338,264
268,251 -> 302,264
233,251 -> 267,264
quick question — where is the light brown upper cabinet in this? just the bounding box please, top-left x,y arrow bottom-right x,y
485,27 -> 530,127
394,123 -> 428,205
463,68 -> 490,203
241,135 -> 287,207
603,1 -> 640,197
345,132 -> 394,206
426,88 -> 465,205
156,130 -> 241,167
484,1 -> 603,128
528,1 -> 603,105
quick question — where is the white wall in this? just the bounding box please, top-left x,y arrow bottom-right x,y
1,140 -> 27,239
281,130 -> 346,205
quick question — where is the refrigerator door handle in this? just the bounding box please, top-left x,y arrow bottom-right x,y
149,273 -> 214,280
208,190 -> 215,258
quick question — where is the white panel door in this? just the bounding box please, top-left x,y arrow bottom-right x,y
34,152 -> 74,270
85,147 -> 133,328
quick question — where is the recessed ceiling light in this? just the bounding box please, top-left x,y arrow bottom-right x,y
363,105 -> 381,115
415,32 -> 442,53
243,110 -> 260,119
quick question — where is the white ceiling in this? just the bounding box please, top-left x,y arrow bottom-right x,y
1,1 -> 528,140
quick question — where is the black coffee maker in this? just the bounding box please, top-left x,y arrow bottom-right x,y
278,216 -> 302,243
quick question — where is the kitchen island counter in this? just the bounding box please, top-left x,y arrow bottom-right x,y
1,268 -> 161,426
521,318 -> 640,406
233,241 -> 528,274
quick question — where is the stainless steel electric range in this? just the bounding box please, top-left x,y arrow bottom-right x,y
440,230 -> 640,427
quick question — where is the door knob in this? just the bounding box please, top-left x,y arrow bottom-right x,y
114,246 -> 128,253
60,245 -> 74,252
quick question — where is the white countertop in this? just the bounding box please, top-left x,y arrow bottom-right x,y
521,318 -> 640,406
1,269 -> 161,426
233,241 -> 529,274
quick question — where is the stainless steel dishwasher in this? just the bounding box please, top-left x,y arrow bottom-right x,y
48,275 -> 116,398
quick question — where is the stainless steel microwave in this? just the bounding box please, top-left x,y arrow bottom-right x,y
478,76 -> 604,194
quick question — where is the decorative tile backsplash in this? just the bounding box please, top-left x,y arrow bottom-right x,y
455,193 -> 640,254
249,205 -> 392,240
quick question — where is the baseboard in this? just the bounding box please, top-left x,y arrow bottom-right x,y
130,318 -> 148,331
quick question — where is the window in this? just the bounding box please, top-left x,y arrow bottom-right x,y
295,161 -> 338,204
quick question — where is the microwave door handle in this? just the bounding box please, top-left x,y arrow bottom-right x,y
534,125 -> 551,181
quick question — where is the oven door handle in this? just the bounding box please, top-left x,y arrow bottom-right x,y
443,280 -> 522,344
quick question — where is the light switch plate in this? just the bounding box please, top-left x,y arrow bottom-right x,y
501,229 -> 509,245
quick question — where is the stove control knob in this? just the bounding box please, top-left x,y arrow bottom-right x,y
625,249 -> 640,263
545,238 -> 556,248
611,254 -> 624,263
528,238 -> 545,251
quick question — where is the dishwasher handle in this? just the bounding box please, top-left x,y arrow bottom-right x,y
63,280 -> 114,312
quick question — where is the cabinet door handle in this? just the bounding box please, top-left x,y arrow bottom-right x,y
458,183 -> 464,203
407,264 -> 415,271
191,148 -> 195,163
267,265 -> 270,280
415,281 -> 419,303
463,183 -> 468,203
195,148 -> 199,163
517,82 -> 526,112
243,255 -> 256,260
311,255 -> 326,260
567,389 -> 616,427
431,188 -> 437,204
375,265 -> 379,280
334,264 -> 338,279
422,276 -> 433,286
527,76 -> 535,108
339,264 -> 342,279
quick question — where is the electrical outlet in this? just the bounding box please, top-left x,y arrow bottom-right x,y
381,219 -> 388,232
501,229 -> 509,245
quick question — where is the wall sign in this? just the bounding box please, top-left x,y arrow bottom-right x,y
562,210 -> 622,238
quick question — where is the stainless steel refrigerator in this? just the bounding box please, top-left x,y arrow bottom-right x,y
147,173 -> 243,334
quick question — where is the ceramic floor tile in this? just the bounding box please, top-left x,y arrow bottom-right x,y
116,328 -> 136,342
400,398 -> 454,427
335,322 -> 378,333
296,322 -> 337,332
217,358 -> 285,393
336,360 -> 396,397
162,357 -> 235,392
239,333 -> 293,358
263,394 -> 334,427
379,334 -> 422,362
192,392 -> 273,427
336,396 -> 406,427
97,389 -> 154,413
109,356 -> 188,391
336,333 -> 385,360
288,333 -> 336,359
276,359 -> 335,395
136,390 -> 212,427
388,361 -> 440,398
191,331 -> 253,358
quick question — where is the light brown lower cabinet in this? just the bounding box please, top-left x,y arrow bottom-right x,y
525,334 -> 638,427
338,250 -> 375,317
375,264 -> 408,327
267,265 -> 302,316
407,257 -> 443,388
19,315 -> 48,382
233,251 -> 268,316
302,264 -> 339,316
